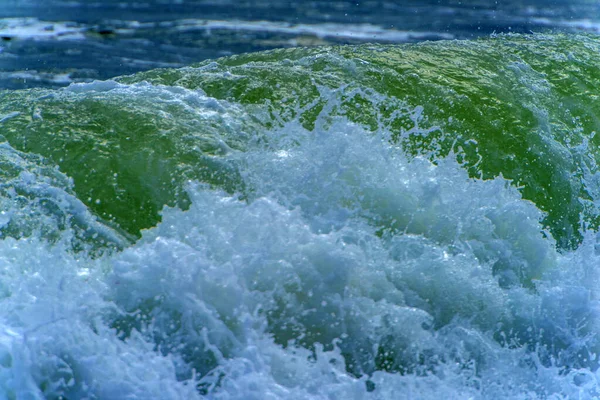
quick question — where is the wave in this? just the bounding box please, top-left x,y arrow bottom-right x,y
0,33 -> 600,398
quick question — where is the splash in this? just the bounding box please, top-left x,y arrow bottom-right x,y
1,34 -> 600,399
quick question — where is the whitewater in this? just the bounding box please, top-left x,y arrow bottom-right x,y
1,33 -> 600,398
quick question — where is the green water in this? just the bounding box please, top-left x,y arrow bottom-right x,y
1,33 -> 600,248
2,33 -> 600,399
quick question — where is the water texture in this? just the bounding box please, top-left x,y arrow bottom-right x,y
1,0 -> 599,89
0,32 -> 600,398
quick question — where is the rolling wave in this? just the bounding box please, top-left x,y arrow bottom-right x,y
0,33 -> 599,399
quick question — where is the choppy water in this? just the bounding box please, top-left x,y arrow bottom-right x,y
1,32 -> 600,398
1,0 -> 600,89
2,2 -> 600,399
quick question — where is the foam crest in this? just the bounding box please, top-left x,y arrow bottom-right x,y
0,115 -> 598,398
102,118 -> 600,397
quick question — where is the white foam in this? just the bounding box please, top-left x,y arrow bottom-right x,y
106,118 -> 600,398
0,71 -> 77,87
171,19 -> 455,42
0,115 -> 598,398
0,18 -> 85,41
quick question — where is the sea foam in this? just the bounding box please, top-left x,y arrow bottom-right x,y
0,114 -> 596,398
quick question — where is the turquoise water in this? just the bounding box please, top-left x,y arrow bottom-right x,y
1,33 -> 600,398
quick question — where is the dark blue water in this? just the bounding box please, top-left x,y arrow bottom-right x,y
1,0 -> 599,89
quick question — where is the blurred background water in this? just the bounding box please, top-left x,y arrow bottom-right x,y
1,0 -> 599,90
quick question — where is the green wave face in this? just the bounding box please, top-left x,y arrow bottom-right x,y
116,33 -> 600,248
2,33 -> 600,399
0,81 -> 260,243
2,34 -> 599,247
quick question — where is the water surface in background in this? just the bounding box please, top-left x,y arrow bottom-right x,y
1,0 -> 600,88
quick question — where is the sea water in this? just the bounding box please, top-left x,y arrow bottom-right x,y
1,0 -> 600,89
1,33 -> 600,399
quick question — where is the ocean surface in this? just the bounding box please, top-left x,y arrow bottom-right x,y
1,0 -> 600,89
2,1 -> 600,400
